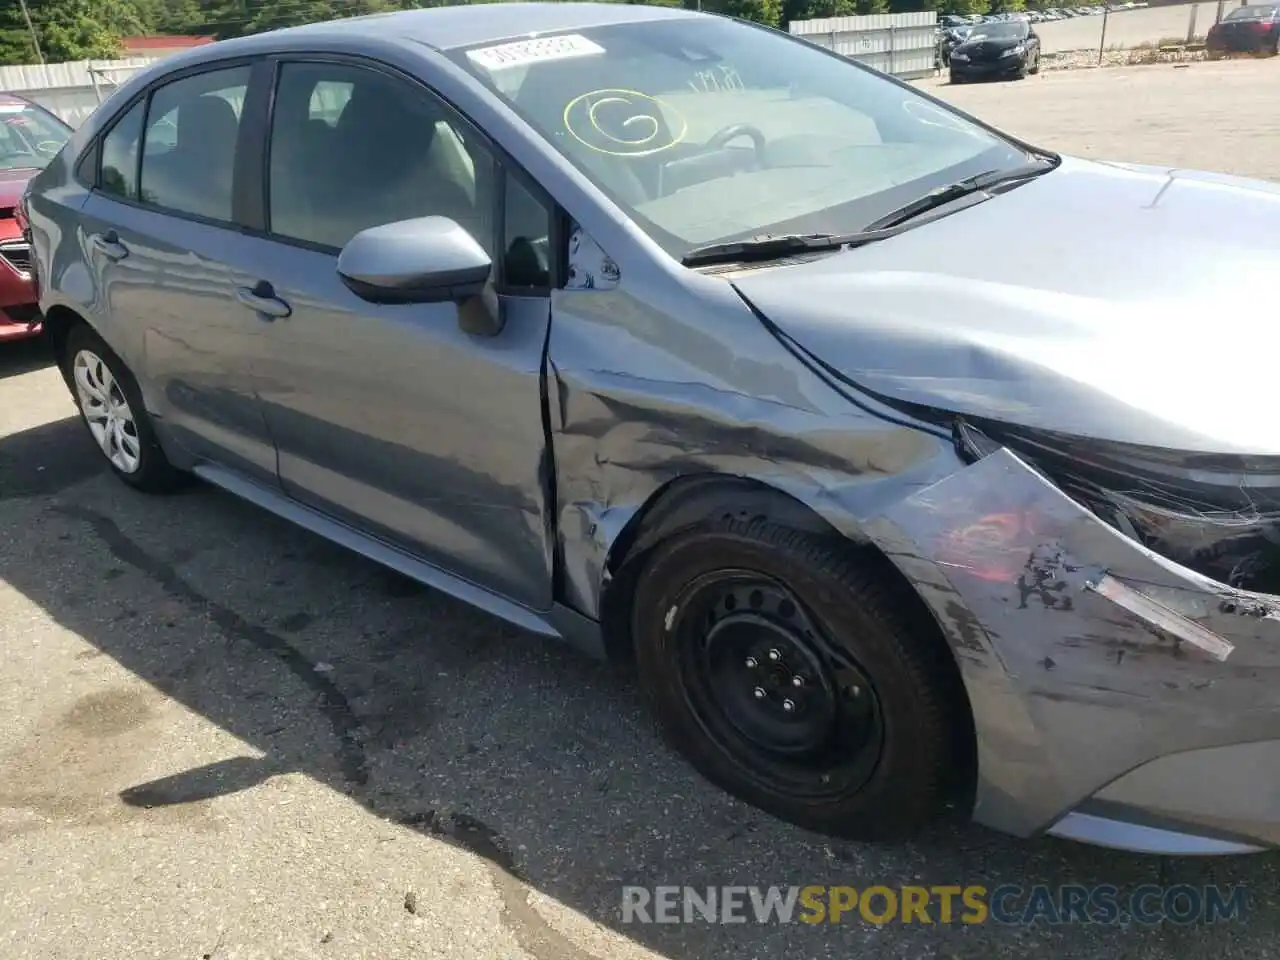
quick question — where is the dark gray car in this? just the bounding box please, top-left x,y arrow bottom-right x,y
25,3 -> 1280,856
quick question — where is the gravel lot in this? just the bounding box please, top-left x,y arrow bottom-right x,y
926,56 -> 1280,183
3,59 -> 1280,960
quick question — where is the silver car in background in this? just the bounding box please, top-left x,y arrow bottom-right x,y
24,2 -> 1280,855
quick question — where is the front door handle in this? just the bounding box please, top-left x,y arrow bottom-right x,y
90,230 -> 128,261
235,280 -> 292,320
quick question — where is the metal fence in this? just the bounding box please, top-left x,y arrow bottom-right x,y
0,58 -> 158,128
789,12 -> 940,80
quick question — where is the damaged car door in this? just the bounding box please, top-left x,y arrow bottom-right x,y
225,59 -> 559,611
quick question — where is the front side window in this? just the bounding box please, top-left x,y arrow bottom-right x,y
449,19 -> 1031,259
138,66 -> 251,222
267,62 -> 496,253
0,98 -> 71,172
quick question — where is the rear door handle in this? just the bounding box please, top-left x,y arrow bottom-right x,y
235,281 -> 292,320
90,230 -> 128,261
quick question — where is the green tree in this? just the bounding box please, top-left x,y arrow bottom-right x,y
0,0 -> 148,65
699,0 -> 785,27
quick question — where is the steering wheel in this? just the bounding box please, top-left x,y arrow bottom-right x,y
705,123 -> 768,163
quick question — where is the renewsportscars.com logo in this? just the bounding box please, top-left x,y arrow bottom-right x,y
620,884 -> 1251,926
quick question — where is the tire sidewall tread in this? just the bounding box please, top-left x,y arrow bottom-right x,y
632,515 -> 969,842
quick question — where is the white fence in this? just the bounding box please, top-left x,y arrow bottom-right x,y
0,58 -> 158,128
790,12 -> 939,80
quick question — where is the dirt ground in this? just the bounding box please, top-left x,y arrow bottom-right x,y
3,59 -> 1280,960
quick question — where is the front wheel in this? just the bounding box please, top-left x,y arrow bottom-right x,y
62,324 -> 188,493
631,517 -> 972,842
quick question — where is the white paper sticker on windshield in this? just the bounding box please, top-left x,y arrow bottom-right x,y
0,105 -> 27,114
467,34 -> 605,71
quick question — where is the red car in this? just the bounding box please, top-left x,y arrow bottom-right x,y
0,93 -> 72,342
1206,3 -> 1280,57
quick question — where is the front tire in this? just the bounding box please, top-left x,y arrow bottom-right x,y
631,517 -> 971,842
62,324 -> 187,493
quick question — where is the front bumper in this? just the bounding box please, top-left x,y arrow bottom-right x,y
950,55 -> 1025,80
865,447 -> 1280,854
0,238 -> 41,342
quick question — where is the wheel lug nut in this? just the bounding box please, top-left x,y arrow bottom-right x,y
745,657 -> 758,669
782,699 -> 796,713
791,675 -> 804,688
767,649 -> 781,662
753,686 -> 766,700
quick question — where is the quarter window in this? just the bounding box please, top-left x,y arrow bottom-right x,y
100,100 -> 145,200
137,66 -> 250,222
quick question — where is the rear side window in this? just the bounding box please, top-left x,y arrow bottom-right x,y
100,100 -> 145,200
137,66 -> 250,222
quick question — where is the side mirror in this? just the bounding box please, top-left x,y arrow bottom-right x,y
336,216 -> 504,335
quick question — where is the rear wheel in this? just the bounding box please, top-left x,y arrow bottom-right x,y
62,324 -> 188,493
632,517 -> 971,842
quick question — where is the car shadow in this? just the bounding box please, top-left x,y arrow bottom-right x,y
0,333 -> 53,381
2,416 -> 1279,959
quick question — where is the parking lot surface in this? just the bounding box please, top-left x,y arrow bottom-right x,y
3,59 -> 1280,960
926,57 -> 1280,183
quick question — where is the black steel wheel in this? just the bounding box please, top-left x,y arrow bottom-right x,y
673,572 -> 885,799
632,516 -> 973,842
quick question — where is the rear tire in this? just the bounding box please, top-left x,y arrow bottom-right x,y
62,324 -> 188,494
631,516 -> 971,842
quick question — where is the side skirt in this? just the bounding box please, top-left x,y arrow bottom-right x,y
192,463 -> 608,661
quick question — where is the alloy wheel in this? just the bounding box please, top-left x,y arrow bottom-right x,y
72,348 -> 142,474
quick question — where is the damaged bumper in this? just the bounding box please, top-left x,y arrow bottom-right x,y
865,447 -> 1280,854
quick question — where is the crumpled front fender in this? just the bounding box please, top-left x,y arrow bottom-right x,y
862,447 -> 1280,838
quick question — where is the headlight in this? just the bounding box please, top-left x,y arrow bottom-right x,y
1001,45 -> 1025,57
953,418 -> 1280,592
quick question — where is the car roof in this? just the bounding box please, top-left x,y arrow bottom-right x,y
238,2 -> 700,52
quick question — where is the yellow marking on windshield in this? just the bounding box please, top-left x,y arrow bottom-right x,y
563,89 -> 688,157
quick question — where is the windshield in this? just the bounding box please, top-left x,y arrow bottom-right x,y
964,22 -> 1030,40
448,18 -> 1031,259
1225,4 -> 1277,19
0,99 -> 71,171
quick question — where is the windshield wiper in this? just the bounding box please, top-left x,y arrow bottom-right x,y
680,226 -> 908,268
862,159 -> 1056,232
680,158 -> 1057,268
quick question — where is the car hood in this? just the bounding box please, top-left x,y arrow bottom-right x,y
730,155 -> 1280,456
0,167 -> 36,209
